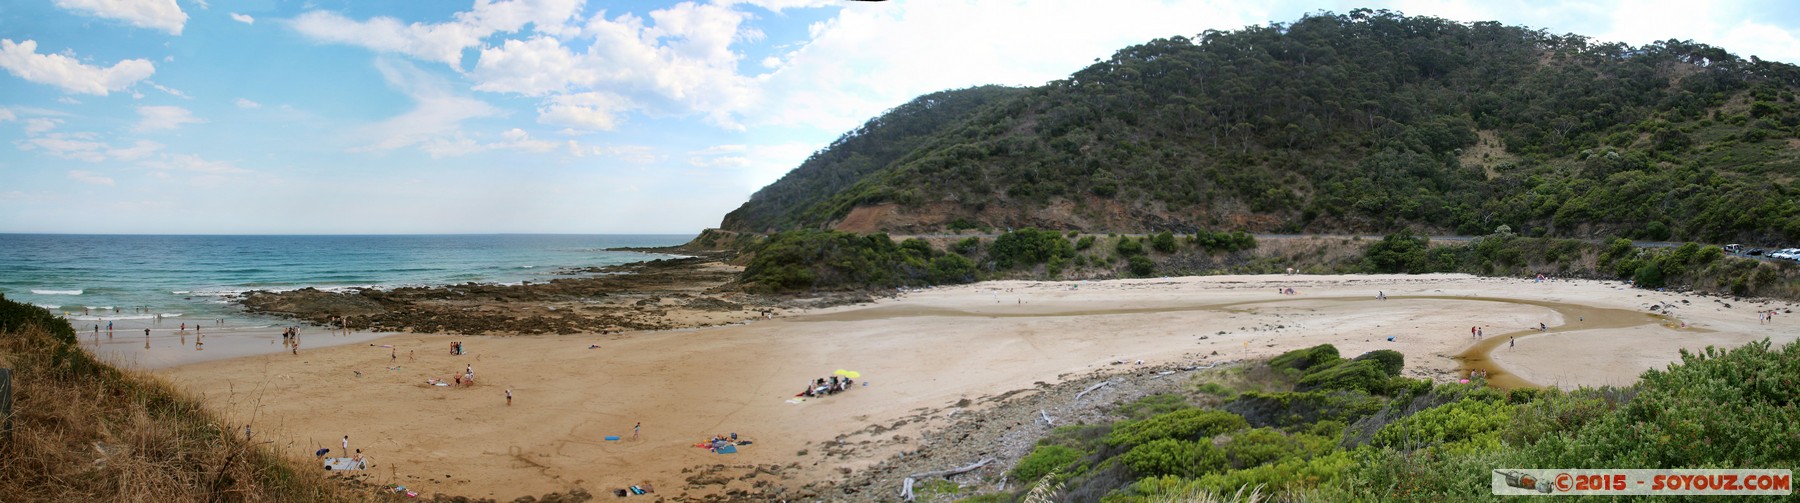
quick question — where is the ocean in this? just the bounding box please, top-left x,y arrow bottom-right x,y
0,234 -> 693,367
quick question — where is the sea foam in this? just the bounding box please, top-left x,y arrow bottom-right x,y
32,289 -> 83,295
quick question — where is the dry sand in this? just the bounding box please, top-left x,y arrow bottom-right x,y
153,274 -> 1800,499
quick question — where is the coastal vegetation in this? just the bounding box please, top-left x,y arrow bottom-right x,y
0,294 -> 373,501
721,10 -> 1800,245
735,226 -> 1800,300
978,339 -> 1800,502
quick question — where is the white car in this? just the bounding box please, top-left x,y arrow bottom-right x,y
1773,249 -> 1800,260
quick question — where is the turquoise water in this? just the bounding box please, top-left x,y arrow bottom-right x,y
0,233 -> 691,326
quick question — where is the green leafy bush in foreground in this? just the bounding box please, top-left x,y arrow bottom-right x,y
1105,409 -> 1249,448
1012,444 -> 1085,482
1119,438 -> 1226,478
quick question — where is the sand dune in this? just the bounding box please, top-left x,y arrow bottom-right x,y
155,274 -> 1800,499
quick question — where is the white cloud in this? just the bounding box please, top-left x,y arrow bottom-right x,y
0,108 -> 13,122
53,0 -> 187,35
149,80 -> 190,98
290,0 -> 586,66
750,0 -> 1266,132
142,153 -> 248,174
21,134 -> 108,162
234,98 -> 262,109
418,128 -> 559,158
68,169 -> 116,185
0,39 -> 156,95
135,105 -> 204,131
535,91 -> 632,131
106,140 -> 163,161
24,118 -> 60,135
464,2 -> 762,129
290,11 -> 485,66
230,12 -> 254,24
688,155 -> 748,168
354,58 -> 502,152
1385,0 -> 1800,64
577,144 -> 657,163
55,96 -> 81,104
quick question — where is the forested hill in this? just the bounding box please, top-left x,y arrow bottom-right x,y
720,10 -> 1800,244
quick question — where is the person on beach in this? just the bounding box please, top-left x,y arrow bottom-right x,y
145,328 -> 151,337
1477,328 -> 1483,339
505,389 -> 512,406
1509,336 -> 1515,349
342,436 -> 349,453
633,422 -> 641,440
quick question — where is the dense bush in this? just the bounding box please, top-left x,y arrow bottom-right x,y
1115,236 -> 1145,257
1127,255 -> 1156,277
1371,398 -> 1513,451
1105,409 -> 1249,448
1363,231 -> 1433,273
741,230 -> 977,292
1270,345 -> 1341,373
1150,232 -> 1178,253
988,227 -> 1075,269
1117,394 -> 1191,420
1224,390 -> 1384,428
1352,349 -> 1405,377
1011,444 -> 1084,482
1297,360 -> 1392,395
1119,438 -> 1226,478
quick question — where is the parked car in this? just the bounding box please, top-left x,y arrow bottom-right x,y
1746,248 -> 1765,256
1725,244 -> 1742,254
1773,249 -> 1800,260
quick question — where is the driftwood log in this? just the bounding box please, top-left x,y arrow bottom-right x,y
1072,380 -> 1112,402
899,458 -> 995,501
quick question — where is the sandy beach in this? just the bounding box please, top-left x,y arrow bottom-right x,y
153,273 -> 1800,500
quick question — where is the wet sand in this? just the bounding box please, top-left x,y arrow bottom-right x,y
152,274 -> 1800,499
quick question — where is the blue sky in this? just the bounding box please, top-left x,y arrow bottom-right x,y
4,0 -> 1800,235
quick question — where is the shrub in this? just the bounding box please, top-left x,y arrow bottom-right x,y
953,236 -> 982,255
1371,398 -> 1513,450
1297,360 -> 1390,394
1224,391 -> 1384,428
1633,262 -> 1664,288
1364,230 -> 1431,273
1271,345 -> 1341,373
989,228 -> 1076,269
1075,235 -> 1096,250
1151,231 -> 1178,253
928,254 -> 978,284
1223,427 -> 1307,469
1119,438 -> 1226,478
1352,350 -> 1405,377
1012,444 -> 1085,482
1116,237 -> 1145,256
1128,255 -> 1156,276
1105,409 -> 1249,448
1119,394 -> 1191,420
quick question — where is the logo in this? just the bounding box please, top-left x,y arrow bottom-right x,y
1492,469 -> 1791,496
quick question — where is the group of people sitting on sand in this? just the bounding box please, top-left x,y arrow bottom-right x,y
797,376 -> 854,398
1278,287 -> 1299,295
697,433 -> 751,452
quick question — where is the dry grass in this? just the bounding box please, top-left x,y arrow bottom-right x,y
0,316 -> 380,502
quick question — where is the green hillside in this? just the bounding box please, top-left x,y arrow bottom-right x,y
719,9 -> 1800,244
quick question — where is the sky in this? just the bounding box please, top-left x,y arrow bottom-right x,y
3,0 -> 1800,235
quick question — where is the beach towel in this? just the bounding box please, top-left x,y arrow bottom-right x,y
715,444 -> 737,454
323,457 -> 366,471
604,435 -> 620,441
